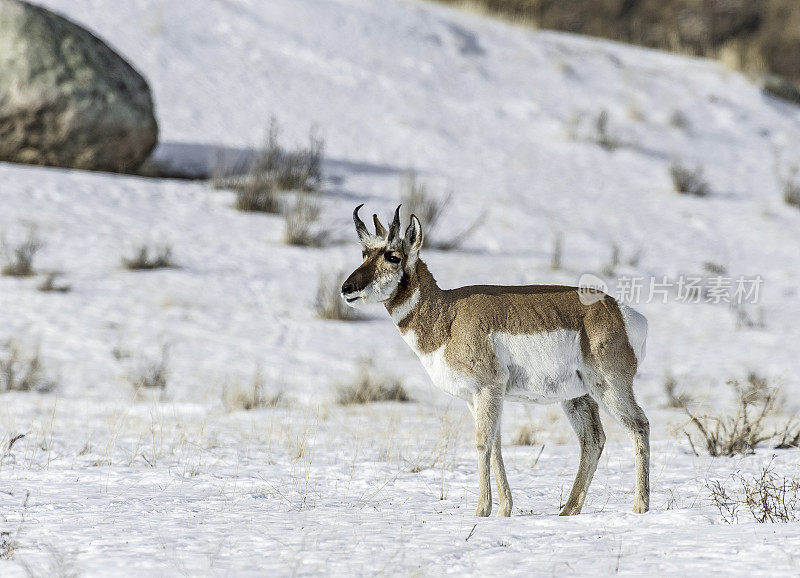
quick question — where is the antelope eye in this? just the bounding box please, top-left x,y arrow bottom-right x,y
384,253 -> 401,264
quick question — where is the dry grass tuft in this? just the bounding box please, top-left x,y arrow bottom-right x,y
222,370 -> 283,411
593,109 -> 619,151
130,347 -> 169,393
663,373 -> 691,409
283,193 -> 327,247
601,243 -> 620,277
733,304 -> 766,329
670,160 -> 709,197
315,271 -> 359,321
233,175 -> 281,213
0,340 -> 56,393
774,420 -> 800,450
511,424 -> 538,446
2,229 -> 42,277
215,117 -> 324,200
709,458 -> 800,524
122,244 -> 176,270
780,163 -> 800,209
336,364 -> 411,405
785,182 -> 800,208
37,272 -> 71,293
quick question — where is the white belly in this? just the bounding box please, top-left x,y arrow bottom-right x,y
492,330 -> 586,403
400,328 -> 586,403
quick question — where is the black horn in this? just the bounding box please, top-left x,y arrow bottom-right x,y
373,214 -> 387,237
353,204 -> 369,240
388,204 -> 402,243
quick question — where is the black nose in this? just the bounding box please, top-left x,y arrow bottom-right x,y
341,281 -> 356,294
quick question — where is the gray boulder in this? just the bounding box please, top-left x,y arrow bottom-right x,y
0,0 -> 158,172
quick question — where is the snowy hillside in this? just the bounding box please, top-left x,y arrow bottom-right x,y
2,0 -> 800,575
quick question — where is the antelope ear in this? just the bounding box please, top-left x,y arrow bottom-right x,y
404,214 -> 423,254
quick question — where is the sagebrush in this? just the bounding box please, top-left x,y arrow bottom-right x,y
663,373 -> 690,409
122,245 -> 176,270
0,340 -> 55,393
38,272 -> 71,293
2,229 -> 42,277
781,163 -> 800,208
130,347 -> 169,393
336,364 -> 411,405
215,117 -> 324,196
511,424 -> 538,446
222,370 -> 283,411
283,193 -> 327,247
670,160 -> 709,197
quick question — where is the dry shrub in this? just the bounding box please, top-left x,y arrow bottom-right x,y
785,182 -> 800,209
336,364 -> 411,405
253,118 -> 323,192
565,109 -> 620,149
511,424 -> 538,446
0,340 -> 56,393
670,160 -> 709,197
233,175 -> 281,213
399,171 -> 482,251
601,244 -> 620,277
222,370 -> 283,411
315,271 -> 359,321
2,229 -> 42,277
774,420 -> 800,450
709,459 -> 800,524
664,373 -> 691,409
283,193 -> 327,247
122,244 -> 176,270
684,379 -> 776,456
215,117 -> 323,198
780,163 -> 800,209
130,347 -> 169,393
37,273 -> 71,293
733,304 -> 766,329
593,109 -> 619,151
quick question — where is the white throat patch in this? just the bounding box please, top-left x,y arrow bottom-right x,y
390,288 -> 420,324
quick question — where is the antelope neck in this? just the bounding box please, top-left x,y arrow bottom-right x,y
385,260 -> 440,326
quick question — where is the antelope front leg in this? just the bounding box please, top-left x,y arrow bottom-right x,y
470,389 -> 502,517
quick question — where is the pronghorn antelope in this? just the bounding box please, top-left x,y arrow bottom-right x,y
341,205 -> 650,517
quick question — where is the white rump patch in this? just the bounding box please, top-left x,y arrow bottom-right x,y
390,288 -> 420,324
618,303 -> 648,364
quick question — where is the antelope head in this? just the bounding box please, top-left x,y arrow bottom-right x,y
341,204 -> 423,307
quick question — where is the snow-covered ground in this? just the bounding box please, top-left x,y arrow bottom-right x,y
2,0 -> 800,575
